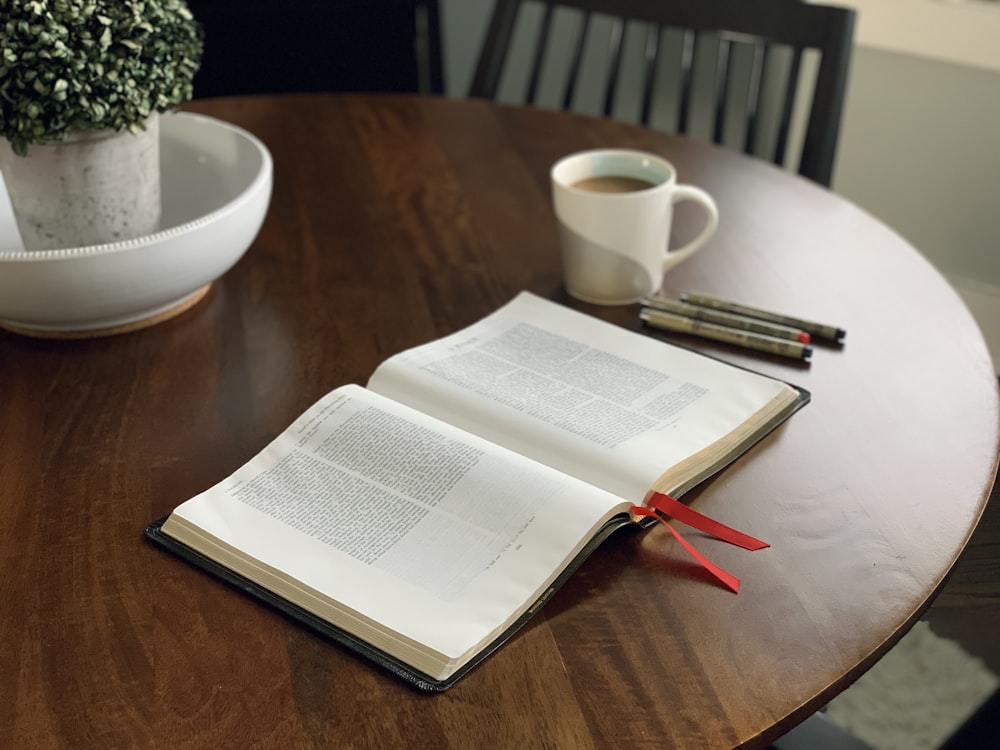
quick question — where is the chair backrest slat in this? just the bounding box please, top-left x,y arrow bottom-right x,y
639,23 -> 661,125
526,4 -> 555,104
562,11 -> 591,109
676,29 -> 696,135
601,18 -> 626,117
742,42 -> 767,158
774,47 -> 804,172
468,0 -> 856,186
712,37 -> 733,146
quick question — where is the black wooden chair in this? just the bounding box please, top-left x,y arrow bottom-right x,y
468,0 -> 856,186
186,0 -> 444,98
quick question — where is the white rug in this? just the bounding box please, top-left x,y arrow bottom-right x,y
824,621 -> 999,749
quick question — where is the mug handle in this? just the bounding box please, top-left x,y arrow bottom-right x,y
662,185 -> 719,273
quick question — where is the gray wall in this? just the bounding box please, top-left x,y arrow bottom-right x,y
833,45 -> 1000,286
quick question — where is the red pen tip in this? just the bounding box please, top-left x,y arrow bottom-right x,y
797,331 -> 811,344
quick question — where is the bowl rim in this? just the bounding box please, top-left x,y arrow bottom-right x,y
0,111 -> 272,263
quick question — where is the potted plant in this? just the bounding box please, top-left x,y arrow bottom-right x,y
0,0 -> 203,251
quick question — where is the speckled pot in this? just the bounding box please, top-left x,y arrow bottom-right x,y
0,113 -> 160,251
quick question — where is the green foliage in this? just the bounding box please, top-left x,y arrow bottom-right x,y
0,0 -> 203,155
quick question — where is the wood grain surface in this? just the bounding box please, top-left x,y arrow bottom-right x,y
1,93 -> 997,749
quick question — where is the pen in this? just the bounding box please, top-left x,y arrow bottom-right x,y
640,308 -> 813,362
640,296 -> 811,343
680,291 -> 846,342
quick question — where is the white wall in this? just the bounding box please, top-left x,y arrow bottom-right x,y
846,0 -> 1000,74
439,0 -> 1000,370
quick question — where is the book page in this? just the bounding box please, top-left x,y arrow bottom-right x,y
368,292 -> 798,502
165,384 -> 631,679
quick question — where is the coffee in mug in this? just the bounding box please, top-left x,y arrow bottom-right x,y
570,175 -> 657,194
551,149 -> 718,305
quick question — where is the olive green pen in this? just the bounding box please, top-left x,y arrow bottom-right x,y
640,308 -> 813,362
680,291 -> 845,342
641,296 -> 812,343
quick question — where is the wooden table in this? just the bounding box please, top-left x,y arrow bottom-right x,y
2,94 -> 997,748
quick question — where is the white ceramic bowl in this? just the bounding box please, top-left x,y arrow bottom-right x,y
0,111 -> 272,334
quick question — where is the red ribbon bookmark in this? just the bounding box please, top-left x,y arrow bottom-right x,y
647,492 -> 769,551
632,492 -> 770,594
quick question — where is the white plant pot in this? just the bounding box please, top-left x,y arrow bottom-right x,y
0,113 -> 161,252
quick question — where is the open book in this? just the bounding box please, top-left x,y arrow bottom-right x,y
147,292 -> 808,690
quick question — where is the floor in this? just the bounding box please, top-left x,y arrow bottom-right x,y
924,469 -> 1000,675
921,445 -> 1000,748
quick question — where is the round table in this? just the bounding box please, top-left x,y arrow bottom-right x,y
1,93 -> 997,748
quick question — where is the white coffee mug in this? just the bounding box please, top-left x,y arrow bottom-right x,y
551,149 -> 719,305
